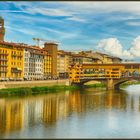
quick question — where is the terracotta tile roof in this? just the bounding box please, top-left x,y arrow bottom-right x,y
0,41 -> 41,50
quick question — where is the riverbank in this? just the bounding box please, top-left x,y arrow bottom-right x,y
0,85 -> 81,97
0,80 -> 139,97
0,79 -> 70,89
120,80 -> 140,88
0,82 -> 105,97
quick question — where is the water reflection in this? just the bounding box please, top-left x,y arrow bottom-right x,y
0,86 -> 140,138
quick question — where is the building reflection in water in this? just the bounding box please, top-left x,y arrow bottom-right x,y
0,88 -> 140,135
0,99 -> 24,134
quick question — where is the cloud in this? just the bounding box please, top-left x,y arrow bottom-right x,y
0,10 -> 26,13
97,38 -> 122,57
2,1 -> 140,60
11,2 -> 86,22
129,36 -> 140,57
8,2 -> 140,21
62,2 -> 140,15
5,25 -> 36,36
96,38 -> 133,59
25,7 -> 73,17
127,21 -> 140,26
66,16 -> 86,22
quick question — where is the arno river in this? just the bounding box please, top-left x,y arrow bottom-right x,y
0,85 -> 140,138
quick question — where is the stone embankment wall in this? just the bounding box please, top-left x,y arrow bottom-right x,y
0,79 -> 70,89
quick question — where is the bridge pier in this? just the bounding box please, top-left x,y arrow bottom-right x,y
106,78 -> 114,90
114,84 -> 120,90
71,82 -> 84,88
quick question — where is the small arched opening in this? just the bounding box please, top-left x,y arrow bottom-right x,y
132,70 -> 139,77
114,79 -> 139,90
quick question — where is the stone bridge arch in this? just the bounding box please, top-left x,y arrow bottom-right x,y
113,78 -> 139,90
72,79 -> 107,87
82,79 -> 106,85
72,78 -> 140,90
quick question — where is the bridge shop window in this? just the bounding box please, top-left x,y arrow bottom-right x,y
112,68 -> 119,71
132,65 -> 139,69
125,65 -> 131,69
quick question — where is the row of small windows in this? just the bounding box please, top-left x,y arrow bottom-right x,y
28,68 -> 43,72
0,61 -> 7,65
0,56 -> 7,59
0,73 -> 22,77
24,73 -> 43,76
25,58 -> 51,62
29,64 -> 43,67
11,62 -> 22,66
28,73 -> 43,75
11,51 -> 22,55
0,49 -> 7,54
11,73 -> 21,76
12,56 -> 22,60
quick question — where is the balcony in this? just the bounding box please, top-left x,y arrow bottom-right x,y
11,67 -> 22,73
0,64 -> 8,67
17,55 -> 23,57
0,58 -> 8,61
0,69 -> 7,72
0,53 -> 8,56
11,54 -> 17,57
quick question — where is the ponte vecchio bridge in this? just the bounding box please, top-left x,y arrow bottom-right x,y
69,63 -> 140,90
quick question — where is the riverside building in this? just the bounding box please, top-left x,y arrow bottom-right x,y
42,49 -> 52,79
57,50 -> 70,79
0,42 -> 24,81
0,41 -> 52,81
43,42 -> 58,79
23,45 -> 44,80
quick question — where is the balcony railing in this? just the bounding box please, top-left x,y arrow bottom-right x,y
11,54 -> 17,57
0,53 -> 8,56
0,69 -> 8,72
0,58 -> 8,61
17,55 -> 23,57
0,64 -> 8,67
11,67 -> 22,73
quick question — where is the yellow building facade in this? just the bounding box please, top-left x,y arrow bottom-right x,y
43,51 -> 52,79
0,42 -> 24,81
10,45 -> 24,80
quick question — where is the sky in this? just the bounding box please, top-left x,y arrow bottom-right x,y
1,2 -> 140,60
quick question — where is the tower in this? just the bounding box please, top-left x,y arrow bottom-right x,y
43,42 -> 58,78
0,17 -> 5,41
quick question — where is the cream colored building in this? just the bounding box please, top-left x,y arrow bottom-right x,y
23,46 -> 44,80
79,51 -> 122,64
57,50 -> 70,78
96,52 -> 122,64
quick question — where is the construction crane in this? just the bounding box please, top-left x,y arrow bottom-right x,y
32,37 -> 60,46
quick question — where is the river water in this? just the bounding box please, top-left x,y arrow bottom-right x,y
0,85 -> 140,138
